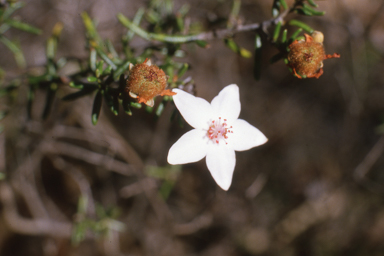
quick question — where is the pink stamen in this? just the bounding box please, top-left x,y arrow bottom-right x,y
207,117 -> 233,144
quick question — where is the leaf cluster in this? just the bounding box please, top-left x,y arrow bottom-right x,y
0,0 -> 332,128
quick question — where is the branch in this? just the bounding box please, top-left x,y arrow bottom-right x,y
117,7 -> 290,44
0,182 -> 74,238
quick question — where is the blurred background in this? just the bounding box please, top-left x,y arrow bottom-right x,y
1,0 -> 384,255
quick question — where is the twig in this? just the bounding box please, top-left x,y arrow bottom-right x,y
119,177 -> 158,198
354,135 -> 384,179
0,182 -> 74,238
173,213 -> 213,236
117,7 -> 290,43
11,147 -> 50,220
49,155 -> 96,215
42,141 -> 136,177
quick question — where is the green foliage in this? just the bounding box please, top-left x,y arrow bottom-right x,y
0,0 -> 334,125
0,1 -> 41,68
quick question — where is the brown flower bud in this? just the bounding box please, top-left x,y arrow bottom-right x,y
126,59 -> 175,107
287,32 -> 340,79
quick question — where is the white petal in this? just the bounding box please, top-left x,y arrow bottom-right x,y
129,91 -> 137,98
167,129 -> 208,165
145,98 -> 154,107
210,84 -> 241,124
228,119 -> 268,151
206,145 -> 236,190
172,89 -> 214,129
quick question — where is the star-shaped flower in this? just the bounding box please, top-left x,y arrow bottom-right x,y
167,84 -> 268,190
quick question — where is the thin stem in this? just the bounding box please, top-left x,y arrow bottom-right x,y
117,6 -> 291,44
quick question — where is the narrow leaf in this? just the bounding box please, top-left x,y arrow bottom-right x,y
225,38 -> 239,53
281,29 -> 288,43
126,8 -> 145,41
272,0 -> 281,17
62,87 -> 97,101
302,4 -> 325,15
177,63 -> 189,78
195,40 -> 209,48
155,102 -> 164,117
7,19 -> 42,34
130,102 -> 142,109
90,48 -> 97,71
69,81 -> 84,89
279,0 -> 288,10
253,33 -> 262,80
0,36 -> 25,68
273,21 -> 282,42
42,85 -> 57,120
104,90 -> 119,115
46,37 -> 56,60
289,28 -> 303,42
306,0 -> 318,7
289,19 -> 314,33
118,74 -> 126,91
87,76 -> 98,83
27,86 -> 35,118
114,60 -> 130,80
92,90 -> 103,125
122,98 -> 132,115
3,1 -> 24,20
96,49 -> 117,70
81,12 -> 101,43
239,48 -> 252,58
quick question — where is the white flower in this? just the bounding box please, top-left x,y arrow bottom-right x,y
167,84 -> 268,190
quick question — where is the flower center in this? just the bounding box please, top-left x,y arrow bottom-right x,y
207,117 -> 233,144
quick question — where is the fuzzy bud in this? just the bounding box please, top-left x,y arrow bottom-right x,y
287,34 -> 325,78
126,59 -> 168,106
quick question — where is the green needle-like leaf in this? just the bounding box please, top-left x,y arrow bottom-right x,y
279,0 -> 288,10
126,8 -> 145,42
92,90 -> 103,125
122,98 -> 132,115
130,102 -> 142,109
281,29 -> 288,43
27,86 -> 35,118
0,35 -> 26,68
289,19 -> 314,34
3,1 -> 24,20
155,102 -> 164,117
90,48 -> 97,71
273,21 -> 282,42
289,28 -> 303,42
114,60 -> 130,80
272,0 -> 281,17
87,76 -> 98,83
118,74 -> 126,91
302,4 -> 325,15
69,81 -> 84,89
46,37 -> 56,60
6,19 -> 42,34
104,91 -> 119,116
81,12 -> 102,44
96,49 -> 117,70
42,85 -> 56,120
306,0 -> 319,8
62,87 -> 98,101
253,33 -> 262,80
195,40 -> 209,48
177,63 -> 189,78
